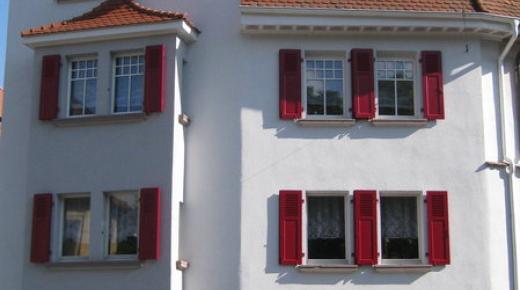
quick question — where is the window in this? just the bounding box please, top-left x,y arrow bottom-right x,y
305,193 -> 349,264
375,59 -> 415,117
106,191 -> 139,257
379,193 -> 423,264
68,58 -> 97,116
305,59 -> 344,116
113,54 -> 145,113
60,195 -> 90,258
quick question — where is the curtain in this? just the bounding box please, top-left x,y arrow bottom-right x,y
381,197 -> 417,238
307,196 -> 345,240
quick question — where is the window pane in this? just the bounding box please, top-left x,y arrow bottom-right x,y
326,80 -> 343,115
307,80 -> 324,115
69,80 -> 84,116
108,192 -> 139,255
114,76 -> 129,113
378,80 -> 395,115
381,197 -> 418,259
307,196 -> 345,259
62,197 -> 90,257
130,75 -> 144,112
85,79 -> 96,115
397,81 -> 414,116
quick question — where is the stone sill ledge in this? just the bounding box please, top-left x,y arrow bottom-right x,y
296,119 -> 356,127
297,264 -> 358,273
52,113 -> 147,127
46,260 -> 143,270
370,119 -> 429,127
373,264 -> 433,273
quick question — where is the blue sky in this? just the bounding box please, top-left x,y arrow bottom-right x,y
0,0 -> 9,88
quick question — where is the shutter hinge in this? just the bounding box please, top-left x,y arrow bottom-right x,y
351,252 -> 355,258
425,252 -> 429,257
419,58 -> 423,63
348,58 -> 352,62
348,107 -> 352,112
424,198 -> 428,203
421,108 -> 424,112
300,58 -> 304,63
377,252 -> 380,257
302,199 -> 305,204
301,252 -> 305,258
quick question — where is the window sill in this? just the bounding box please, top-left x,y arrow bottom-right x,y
296,119 -> 356,127
373,264 -> 433,273
370,119 -> 428,127
46,260 -> 143,270
52,113 -> 147,127
297,264 -> 358,273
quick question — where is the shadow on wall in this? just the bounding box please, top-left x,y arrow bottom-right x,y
265,194 -> 430,286
267,121 -> 434,140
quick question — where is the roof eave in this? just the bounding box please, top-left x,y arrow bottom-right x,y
22,20 -> 198,48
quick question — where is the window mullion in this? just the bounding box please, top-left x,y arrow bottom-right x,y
82,76 -> 87,115
127,70 -> 132,113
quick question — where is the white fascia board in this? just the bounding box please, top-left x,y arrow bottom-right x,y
240,7 -> 516,38
22,20 -> 198,48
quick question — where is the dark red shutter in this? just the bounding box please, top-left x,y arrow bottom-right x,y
422,51 -> 444,120
351,49 -> 375,119
39,55 -> 60,121
354,190 -> 378,265
427,191 -> 450,265
279,190 -> 302,265
139,187 -> 161,260
30,193 -> 52,263
279,49 -> 302,120
144,45 -> 166,114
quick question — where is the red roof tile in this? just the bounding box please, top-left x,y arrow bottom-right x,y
22,0 -> 197,37
240,0 -> 520,18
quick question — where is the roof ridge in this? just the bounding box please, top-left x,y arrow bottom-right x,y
21,0 -> 198,37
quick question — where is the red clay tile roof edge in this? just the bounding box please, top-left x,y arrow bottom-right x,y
21,0 -> 199,37
240,0 -> 520,19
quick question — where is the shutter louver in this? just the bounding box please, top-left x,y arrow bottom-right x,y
354,190 -> 378,265
144,45 -> 166,114
30,193 -> 52,263
427,191 -> 450,265
422,51 -> 444,120
139,187 -> 161,260
279,49 -> 302,120
279,190 -> 302,265
39,55 -> 61,121
351,49 -> 375,119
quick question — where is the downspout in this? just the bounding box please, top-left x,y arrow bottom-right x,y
498,18 -> 520,290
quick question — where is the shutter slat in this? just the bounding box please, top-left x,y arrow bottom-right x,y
279,49 -> 302,120
30,193 -> 53,263
351,49 -> 375,119
144,45 -> 166,114
279,190 -> 302,265
427,191 -> 450,265
422,51 -> 444,120
39,55 -> 61,121
354,190 -> 378,265
139,187 -> 161,260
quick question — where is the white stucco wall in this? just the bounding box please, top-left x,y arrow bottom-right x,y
2,1 -> 519,290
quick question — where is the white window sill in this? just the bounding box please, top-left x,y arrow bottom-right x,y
297,264 -> 358,273
52,113 -> 147,127
373,264 -> 433,273
370,119 -> 428,127
46,260 -> 143,270
296,119 -> 356,127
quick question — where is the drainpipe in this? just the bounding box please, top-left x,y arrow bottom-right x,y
498,19 -> 520,290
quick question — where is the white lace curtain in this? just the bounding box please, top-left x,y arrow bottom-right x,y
308,197 -> 345,240
381,197 -> 417,238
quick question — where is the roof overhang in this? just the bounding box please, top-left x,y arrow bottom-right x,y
240,7 -> 518,41
22,20 -> 197,48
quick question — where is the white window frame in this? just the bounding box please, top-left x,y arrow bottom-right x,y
374,52 -> 422,120
302,191 -> 352,265
111,52 -> 145,115
66,56 -> 98,118
377,191 -> 427,265
302,52 -> 348,120
56,193 -> 91,261
103,190 -> 140,260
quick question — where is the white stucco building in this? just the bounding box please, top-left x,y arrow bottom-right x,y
2,0 -> 520,290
